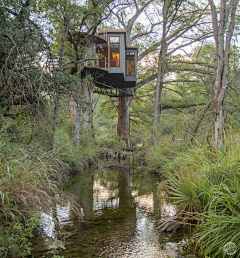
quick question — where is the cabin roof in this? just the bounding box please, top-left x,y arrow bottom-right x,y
98,30 -> 127,34
67,32 -> 107,44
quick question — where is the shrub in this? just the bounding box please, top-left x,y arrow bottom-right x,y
194,179 -> 240,257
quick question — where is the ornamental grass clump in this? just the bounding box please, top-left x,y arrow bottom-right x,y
166,132 -> 240,257
194,178 -> 240,258
0,146 -> 60,218
0,141 -> 65,257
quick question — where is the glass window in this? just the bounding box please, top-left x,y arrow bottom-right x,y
126,52 -> 135,76
109,36 -> 120,67
98,43 -> 108,68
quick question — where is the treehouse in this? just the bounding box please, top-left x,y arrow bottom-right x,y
82,30 -> 138,97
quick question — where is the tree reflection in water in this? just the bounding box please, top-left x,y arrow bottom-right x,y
32,158 -> 187,258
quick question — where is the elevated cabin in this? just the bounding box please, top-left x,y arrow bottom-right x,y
83,30 -> 138,97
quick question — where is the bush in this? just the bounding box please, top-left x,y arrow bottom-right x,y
195,179 -> 240,257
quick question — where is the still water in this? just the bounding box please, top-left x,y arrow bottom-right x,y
31,159 -> 187,257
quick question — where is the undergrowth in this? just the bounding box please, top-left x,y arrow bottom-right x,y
0,140 -> 63,257
0,124 -> 95,257
162,131 -> 240,257
145,136 -> 189,175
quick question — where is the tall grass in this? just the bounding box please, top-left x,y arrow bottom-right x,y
194,179 -> 240,257
0,138 -> 83,257
164,131 -> 240,257
146,137 -> 188,174
54,127 -> 94,172
0,142 -> 58,215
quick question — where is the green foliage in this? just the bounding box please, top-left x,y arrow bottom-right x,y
54,127 -> 94,172
0,0 -> 50,119
168,171 -> 200,212
0,131 -> 93,257
146,137 -> 188,174
0,213 -> 39,257
165,131 -> 240,257
194,181 -> 240,258
174,132 -> 240,176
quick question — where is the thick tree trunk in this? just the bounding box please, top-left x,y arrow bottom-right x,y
117,95 -> 131,147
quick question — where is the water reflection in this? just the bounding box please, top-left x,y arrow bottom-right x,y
39,202 -> 72,239
32,159 -> 186,257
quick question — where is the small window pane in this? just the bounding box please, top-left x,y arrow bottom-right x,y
110,37 -> 119,44
126,52 -> 135,76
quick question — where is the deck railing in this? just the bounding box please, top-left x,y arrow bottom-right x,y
97,31 -> 108,42
98,56 -> 108,69
84,56 -> 108,70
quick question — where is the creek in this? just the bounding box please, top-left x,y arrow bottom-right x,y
30,158 -> 188,257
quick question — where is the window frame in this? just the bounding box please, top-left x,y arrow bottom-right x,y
108,36 -> 120,68
125,52 -> 135,76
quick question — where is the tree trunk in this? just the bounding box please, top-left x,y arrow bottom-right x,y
117,95 -> 131,147
208,0 -> 238,150
75,103 -> 81,146
70,96 -> 77,122
74,63 -> 82,146
53,9 -> 73,138
150,39 -> 168,145
81,81 -> 93,129
81,40 -> 96,139
191,102 -> 212,143
53,92 -> 61,134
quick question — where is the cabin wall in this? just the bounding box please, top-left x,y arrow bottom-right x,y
97,31 -> 138,84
